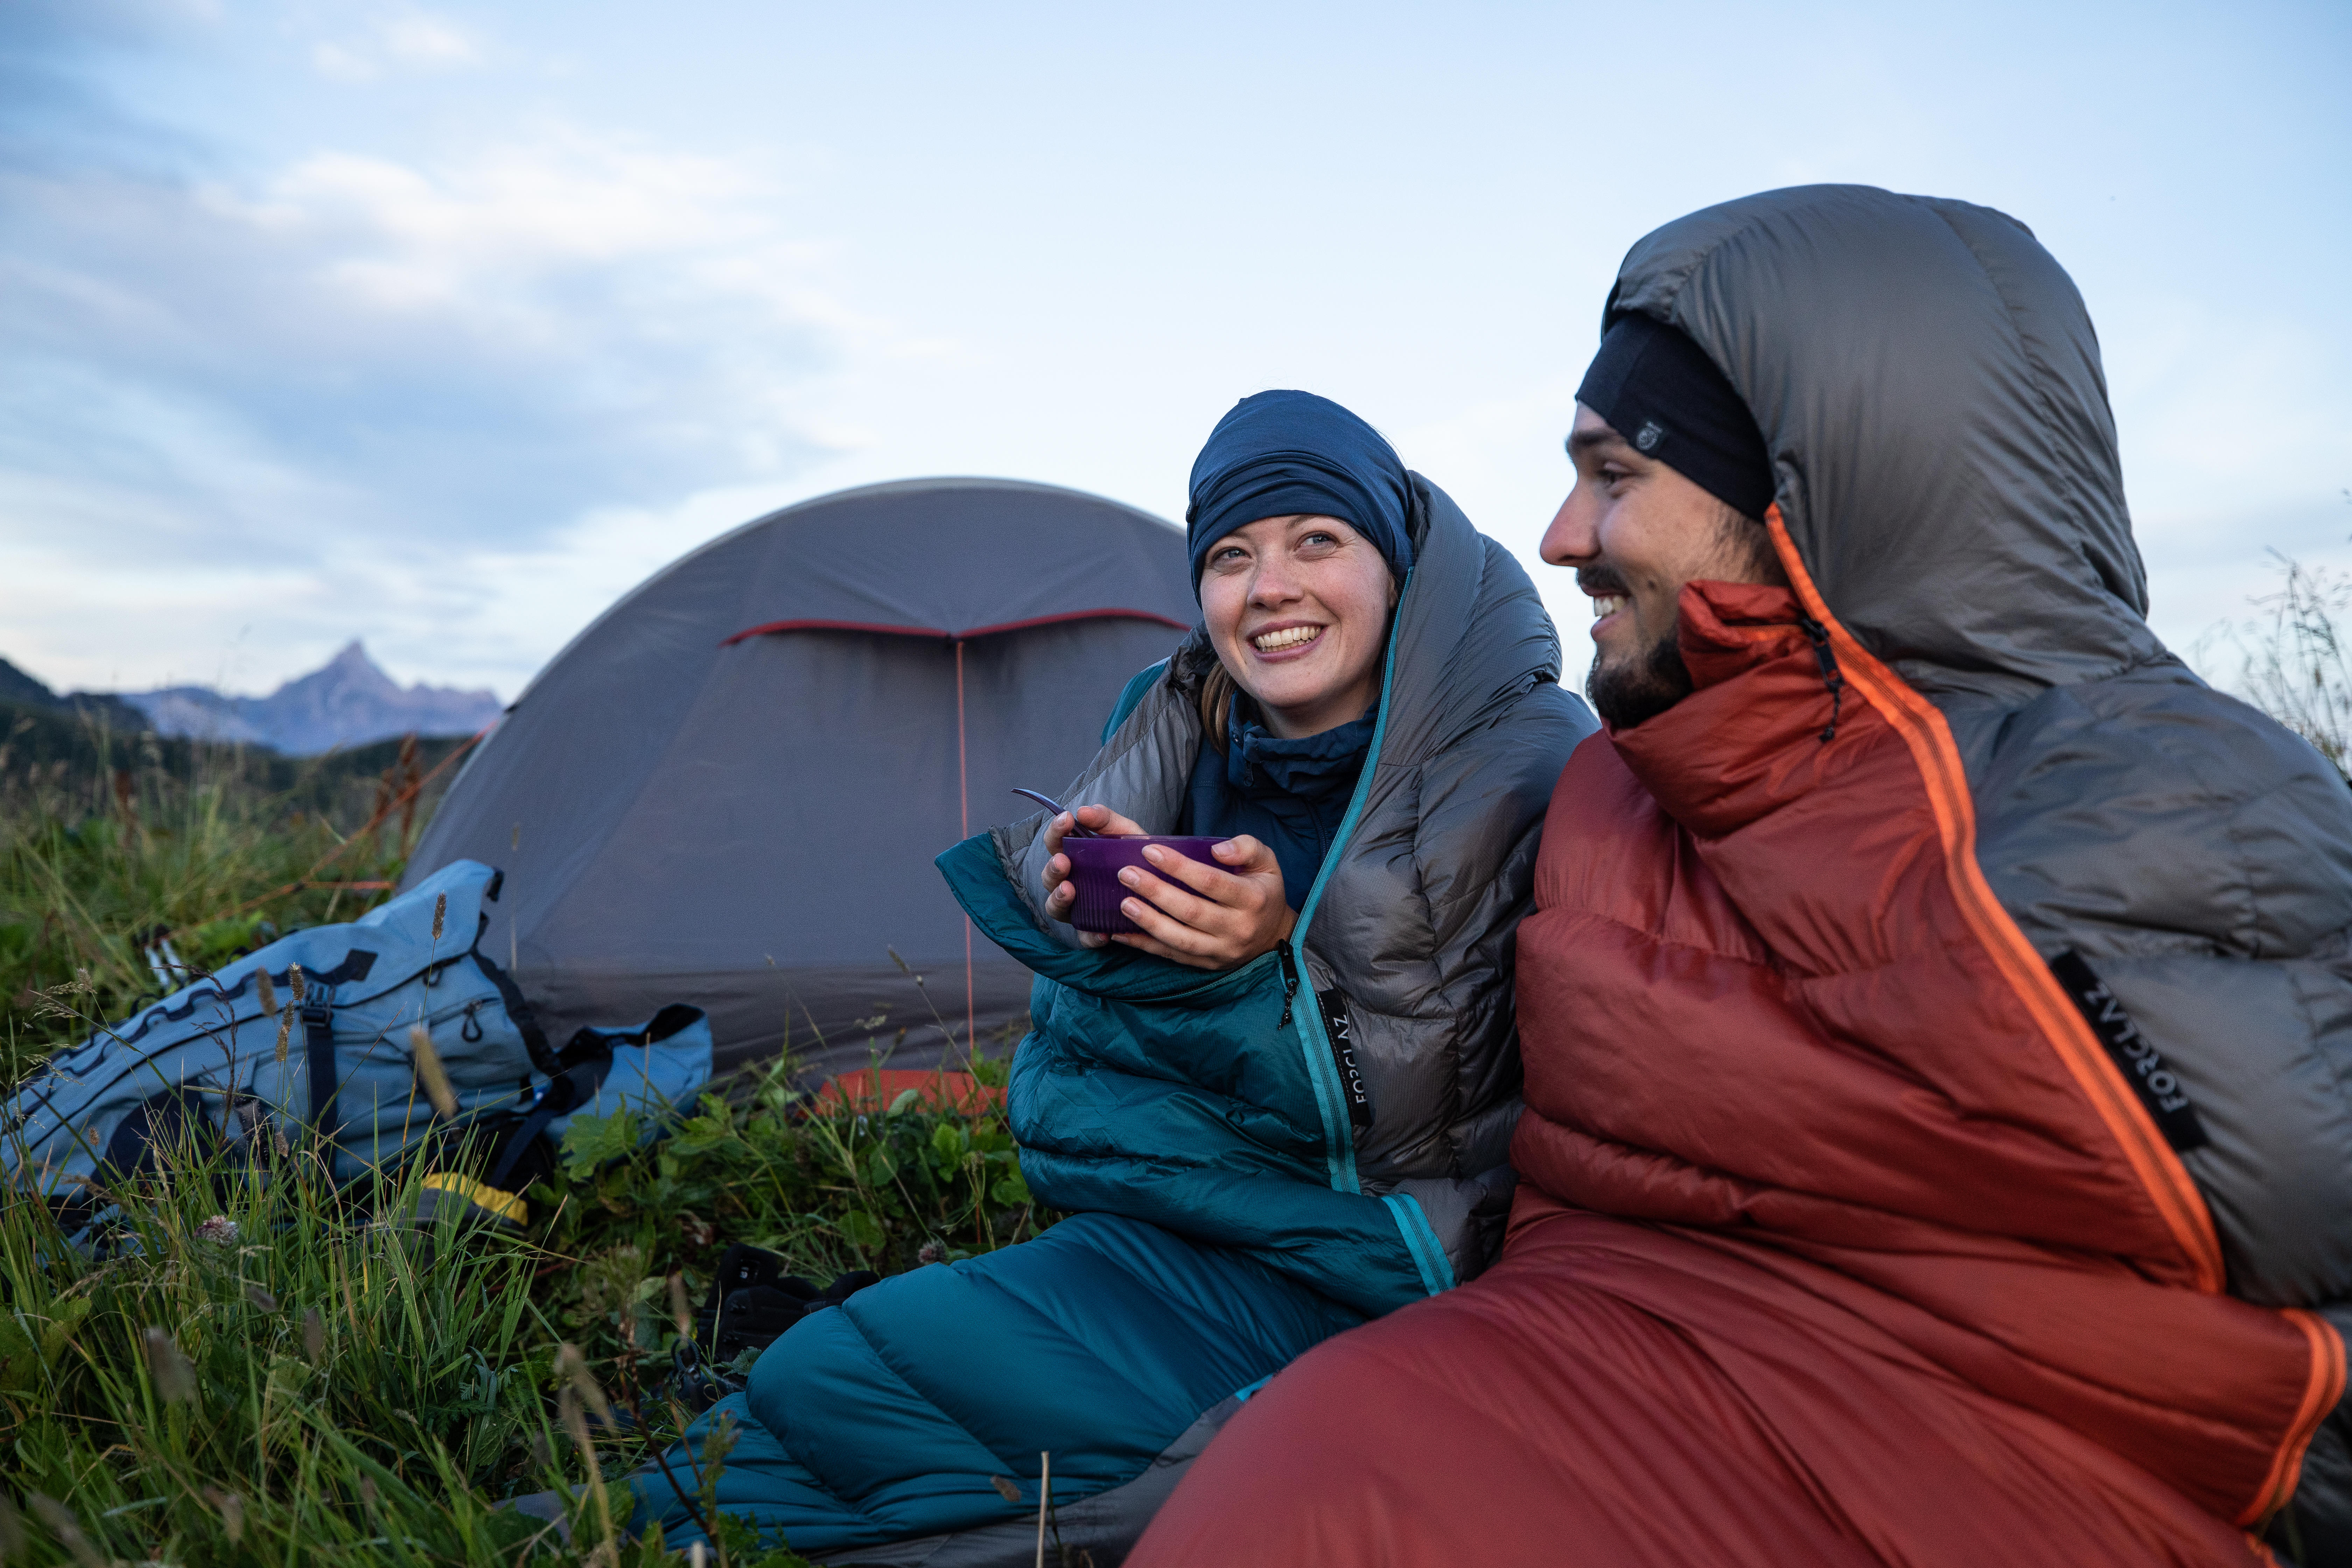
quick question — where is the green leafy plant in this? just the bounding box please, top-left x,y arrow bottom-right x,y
541,1048 -> 1039,1386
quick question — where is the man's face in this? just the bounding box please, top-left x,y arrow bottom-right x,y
1541,404 -> 1783,728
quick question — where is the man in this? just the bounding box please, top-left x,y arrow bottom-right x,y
1128,184 -> 2352,1566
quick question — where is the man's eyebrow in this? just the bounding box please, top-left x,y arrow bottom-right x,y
1564,427 -> 1626,457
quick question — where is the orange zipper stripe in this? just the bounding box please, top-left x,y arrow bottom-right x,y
2239,1308 -> 2348,1527
1763,507 -> 2225,1291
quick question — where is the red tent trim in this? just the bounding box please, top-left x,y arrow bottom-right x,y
718,607 -> 1189,648
808,1068 -> 1005,1119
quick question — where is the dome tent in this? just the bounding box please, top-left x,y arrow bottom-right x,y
401,478 -> 1197,1085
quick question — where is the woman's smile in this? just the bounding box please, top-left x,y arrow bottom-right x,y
1249,621 -> 1326,657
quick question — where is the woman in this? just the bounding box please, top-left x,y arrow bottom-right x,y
629,391 -> 1593,1561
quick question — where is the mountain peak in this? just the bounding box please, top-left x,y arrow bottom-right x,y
119,644 -> 500,755
278,641 -> 401,705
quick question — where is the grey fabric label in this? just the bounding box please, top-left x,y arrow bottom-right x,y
2050,950 -> 2210,1153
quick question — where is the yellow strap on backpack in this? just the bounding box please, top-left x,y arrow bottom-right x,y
417,1171 -> 528,1227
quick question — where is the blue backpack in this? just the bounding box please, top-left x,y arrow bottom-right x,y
2,860 -> 710,1237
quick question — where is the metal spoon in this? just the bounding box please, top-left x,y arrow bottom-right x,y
1011,788 -> 1095,835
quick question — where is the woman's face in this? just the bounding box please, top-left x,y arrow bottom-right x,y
1200,513 -> 1399,739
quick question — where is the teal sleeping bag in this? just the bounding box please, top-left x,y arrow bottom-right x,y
627,476 -> 1591,1561
638,1215 -> 1357,1558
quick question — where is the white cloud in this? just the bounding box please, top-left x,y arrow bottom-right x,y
309,7 -> 482,82
380,12 -> 477,66
2106,296 -> 2352,527
9,0 -> 2344,715
0,114 -> 855,692
214,132 -> 794,329
309,42 -> 365,80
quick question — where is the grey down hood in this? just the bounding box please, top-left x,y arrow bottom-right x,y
1613,182 -> 2352,1557
988,475 -> 1596,1282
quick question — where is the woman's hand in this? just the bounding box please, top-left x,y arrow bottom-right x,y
1040,809 -> 1295,967
1041,805 -> 1146,949
1110,835 -> 1294,970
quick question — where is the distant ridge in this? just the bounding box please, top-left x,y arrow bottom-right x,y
0,657 -> 155,734
122,642 -> 502,755
0,644 -> 500,756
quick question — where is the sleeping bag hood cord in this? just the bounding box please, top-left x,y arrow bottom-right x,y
1798,616 -> 1845,743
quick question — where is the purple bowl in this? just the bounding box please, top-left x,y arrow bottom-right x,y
1062,835 -> 1228,935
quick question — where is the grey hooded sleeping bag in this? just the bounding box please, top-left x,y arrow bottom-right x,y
980,471 -> 1594,1296
626,473 -> 1593,1562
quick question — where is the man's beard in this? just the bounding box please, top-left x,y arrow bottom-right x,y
1587,630 -> 1694,730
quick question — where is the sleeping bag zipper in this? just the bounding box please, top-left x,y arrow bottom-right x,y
1283,561 -> 1410,1195
1276,948 -> 1371,1129
1798,615 -> 1846,743
1319,988 -> 1373,1130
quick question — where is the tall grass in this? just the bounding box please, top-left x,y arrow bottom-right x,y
1,1042 -> 1036,1567
1,1043 -> 1037,1567
1,719 -> 1041,1566
2234,551 -> 2352,776
2,1141 -> 589,1566
1,720 -> 462,1082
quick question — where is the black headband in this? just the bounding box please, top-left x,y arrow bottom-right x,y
1575,313 -> 1775,522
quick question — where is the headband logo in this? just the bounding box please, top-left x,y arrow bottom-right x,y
1634,421 -> 1665,453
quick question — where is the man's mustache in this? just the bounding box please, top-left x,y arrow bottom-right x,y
1576,565 -> 1631,599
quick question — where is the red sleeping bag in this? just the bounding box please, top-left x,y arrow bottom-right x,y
1131,184 -> 2352,1566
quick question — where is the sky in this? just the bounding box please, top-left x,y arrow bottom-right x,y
2,0 -> 2348,703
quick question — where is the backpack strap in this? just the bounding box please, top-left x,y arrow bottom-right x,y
303,984 -> 339,1150
470,950 -> 558,1075
484,1055 -> 604,1192
479,1013 -> 651,1192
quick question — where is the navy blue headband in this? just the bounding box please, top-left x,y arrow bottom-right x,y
1185,390 -> 1413,595
1576,313 -> 1775,522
